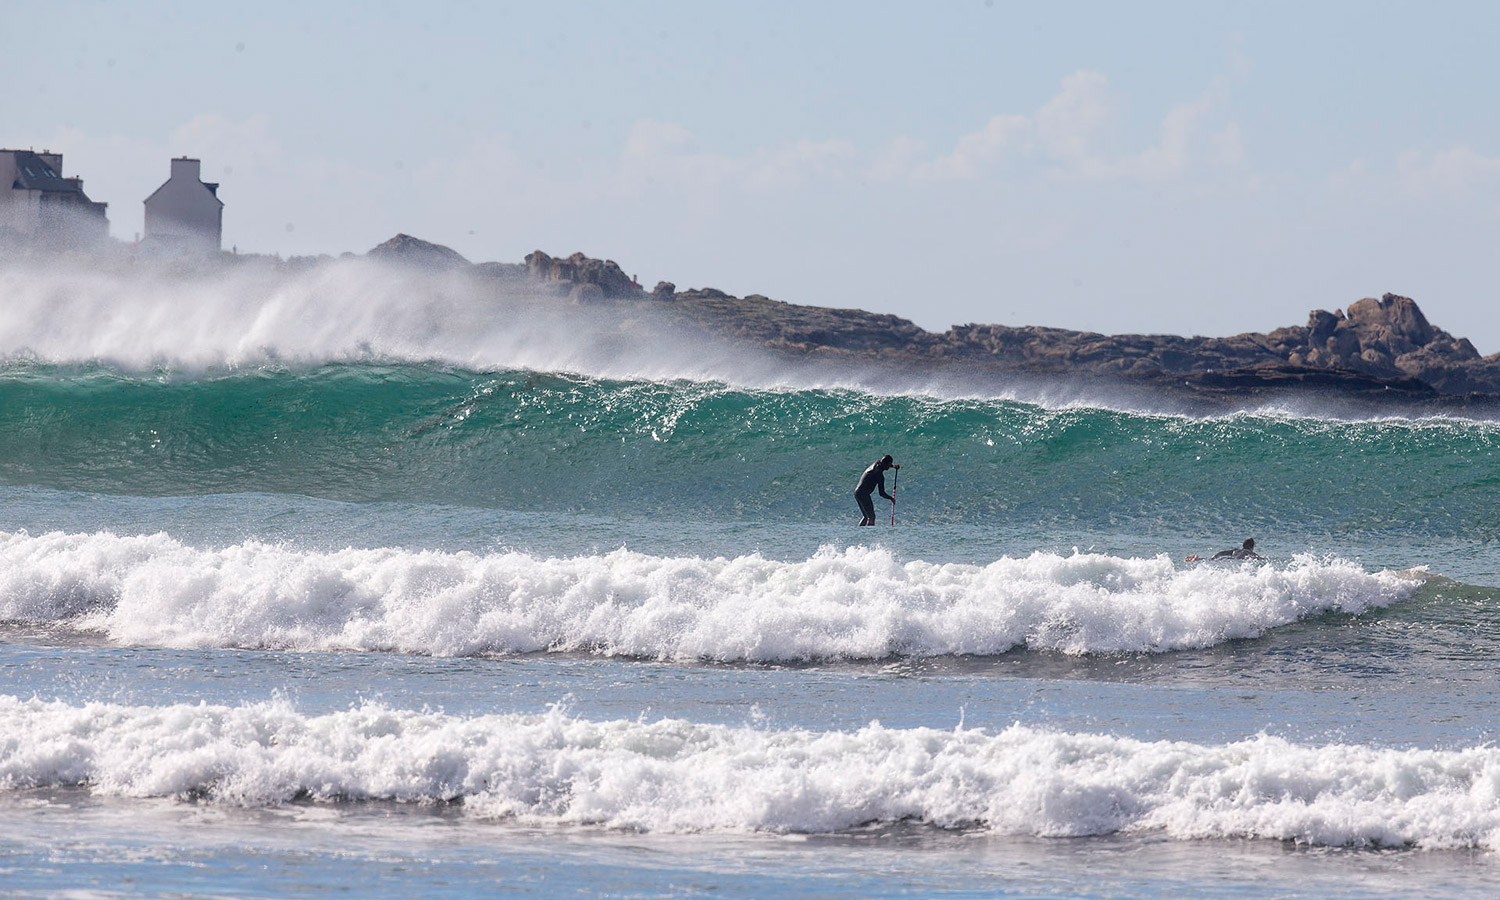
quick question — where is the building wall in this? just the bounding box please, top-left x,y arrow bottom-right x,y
0,151 -> 42,238
39,187 -> 110,246
143,157 -> 223,252
0,150 -> 109,248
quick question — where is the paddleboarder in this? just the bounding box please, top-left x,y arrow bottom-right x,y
855,455 -> 898,526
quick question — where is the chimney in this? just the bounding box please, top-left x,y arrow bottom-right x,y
170,157 -> 202,182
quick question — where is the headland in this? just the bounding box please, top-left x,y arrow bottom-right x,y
9,230 -> 1498,413
365,233 -> 1500,413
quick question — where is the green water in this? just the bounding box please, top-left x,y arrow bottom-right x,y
2,363 -> 1498,542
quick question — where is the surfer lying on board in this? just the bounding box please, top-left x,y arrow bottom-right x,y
855,454 -> 898,526
1185,538 -> 1264,563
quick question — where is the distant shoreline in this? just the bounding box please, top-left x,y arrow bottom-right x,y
362,234 -> 1500,406
9,232 -> 1500,412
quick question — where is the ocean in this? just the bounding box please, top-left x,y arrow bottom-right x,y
3,258 -> 1500,898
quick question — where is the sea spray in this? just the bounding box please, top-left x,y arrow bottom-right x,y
0,530 -> 1419,660
10,259 -> 1500,421
0,259 -> 787,383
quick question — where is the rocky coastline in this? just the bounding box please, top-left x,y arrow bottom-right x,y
364,233 -> 1500,411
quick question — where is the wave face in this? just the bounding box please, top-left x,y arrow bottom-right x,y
2,363 -> 1500,538
0,531 -> 1417,659
3,695 -> 1497,848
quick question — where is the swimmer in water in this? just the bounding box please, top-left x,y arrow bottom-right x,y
1185,538 -> 1264,563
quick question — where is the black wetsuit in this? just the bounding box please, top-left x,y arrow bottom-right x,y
1211,547 -> 1264,561
855,462 -> 891,524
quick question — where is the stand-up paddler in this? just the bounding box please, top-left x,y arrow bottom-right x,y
855,454 -> 898,526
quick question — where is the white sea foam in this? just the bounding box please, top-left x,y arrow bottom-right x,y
0,530 -> 1419,660
0,695 -> 1495,848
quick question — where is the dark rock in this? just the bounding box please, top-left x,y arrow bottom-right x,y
525,249 -> 641,298
356,236 -> 1500,401
867,292 -> 1500,396
1347,293 -> 1434,354
670,289 -> 928,355
1307,309 -> 1341,345
525,250 -> 554,279
1182,362 -> 1439,396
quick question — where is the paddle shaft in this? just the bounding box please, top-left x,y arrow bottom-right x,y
890,467 -> 899,525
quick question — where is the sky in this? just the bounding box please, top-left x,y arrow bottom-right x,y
7,1 -> 1500,349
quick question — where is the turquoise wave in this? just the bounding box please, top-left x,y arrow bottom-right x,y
2,363 -> 1498,539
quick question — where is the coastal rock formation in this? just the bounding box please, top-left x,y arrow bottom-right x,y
672,288 -> 928,355
525,250 -> 642,299
930,293 -> 1487,380
668,286 -> 1500,398
363,235 -> 1500,399
366,233 -> 470,270
1263,295 -> 1493,393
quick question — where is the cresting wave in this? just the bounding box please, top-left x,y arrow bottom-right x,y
0,530 -> 1418,660
2,695 -> 1496,848
4,365 -> 1500,533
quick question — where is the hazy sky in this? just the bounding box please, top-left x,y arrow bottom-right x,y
8,1 -> 1500,348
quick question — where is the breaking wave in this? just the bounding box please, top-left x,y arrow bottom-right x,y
0,530 -> 1419,660
3,364 -> 1499,535
2,695 -> 1497,848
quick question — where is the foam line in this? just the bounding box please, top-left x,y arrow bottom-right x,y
0,696 -> 1494,847
0,530 -> 1419,660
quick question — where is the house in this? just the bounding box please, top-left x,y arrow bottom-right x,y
143,157 -> 223,252
0,149 -> 110,248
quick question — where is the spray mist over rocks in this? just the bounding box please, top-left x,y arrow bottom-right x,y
0,253 -> 1057,408
0,530 -> 1420,660
0,254 -> 1109,410
0,255 -> 1094,413
8,254 -> 1487,417
0,256 -> 789,385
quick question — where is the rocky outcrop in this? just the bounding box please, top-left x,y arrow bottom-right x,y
359,237 -> 1500,400
525,250 -> 642,299
1267,294 -> 1495,393
671,288 -> 929,355
366,233 -> 470,270
919,293 -> 1500,395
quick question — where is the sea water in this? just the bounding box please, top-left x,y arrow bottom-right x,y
4,259 -> 1500,897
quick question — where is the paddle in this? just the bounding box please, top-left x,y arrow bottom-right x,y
890,466 -> 899,525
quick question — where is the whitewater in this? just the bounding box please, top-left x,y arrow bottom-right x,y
7,696 -> 1500,848
5,259 -> 1500,898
